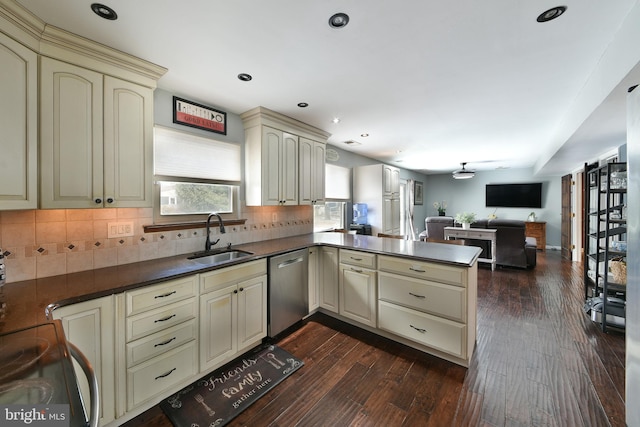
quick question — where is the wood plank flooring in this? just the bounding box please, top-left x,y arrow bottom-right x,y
123,251 -> 625,427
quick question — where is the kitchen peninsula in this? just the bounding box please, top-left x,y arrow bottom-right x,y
0,233 -> 480,426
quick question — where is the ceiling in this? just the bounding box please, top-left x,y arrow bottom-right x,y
15,0 -> 640,176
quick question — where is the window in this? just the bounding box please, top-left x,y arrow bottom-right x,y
154,126 -> 241,222
314,164 -> 351,231
159,181 -> 233,215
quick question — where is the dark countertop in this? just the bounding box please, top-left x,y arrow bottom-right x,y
0,233 -> 480,333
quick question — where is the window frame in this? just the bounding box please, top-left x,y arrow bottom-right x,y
153,175 -> 240,225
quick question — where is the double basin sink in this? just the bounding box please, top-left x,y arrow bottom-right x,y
187,248 -> 253,265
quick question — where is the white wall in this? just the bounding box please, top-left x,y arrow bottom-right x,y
424,168 -> 562,248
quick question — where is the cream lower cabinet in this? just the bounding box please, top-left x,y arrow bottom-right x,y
377,255 -> 477,366
319,246 -> 339,313
0,32 -> 38,210
39,56 -> 154,209
124,276 -> 198,411
51,295 -> 116,426
199,259 -> 267,371
308,247 -> 320,312
339,249 -> 377,327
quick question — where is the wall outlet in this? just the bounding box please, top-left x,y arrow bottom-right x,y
107,221 -> 134,238
272,213 -> 278,222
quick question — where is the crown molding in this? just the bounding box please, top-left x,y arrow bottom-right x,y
241,106 -> 331,142
0,0 -> 167,87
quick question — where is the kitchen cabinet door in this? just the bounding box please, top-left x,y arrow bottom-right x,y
40,58 -> 154,208
245,125 -> 299,206
0,33 -> 37,210
52,295 -> 116,426
299,137 -> 326,205
103,76 -> 154,207
40,57 -> 104,208
319,247 -> 339,313
308,247 -> 320,312
339,264 -> 377,327
200,284 -> 237,371
237,274 -> 267,349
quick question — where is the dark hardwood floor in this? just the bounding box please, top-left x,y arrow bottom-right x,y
123,251 -> 626,427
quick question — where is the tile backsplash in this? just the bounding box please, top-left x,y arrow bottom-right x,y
0,206 -> 313,283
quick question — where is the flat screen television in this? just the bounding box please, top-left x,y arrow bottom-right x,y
486,183 -> 542,208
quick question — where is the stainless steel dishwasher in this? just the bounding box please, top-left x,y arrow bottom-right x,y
268,249 -> 308,337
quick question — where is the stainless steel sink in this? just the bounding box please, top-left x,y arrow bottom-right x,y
188,249 -> 253,264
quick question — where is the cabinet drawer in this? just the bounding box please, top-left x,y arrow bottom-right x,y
378,255 -> 466,287
200,259 -> 267,294
127,341 -> 197,410
378,272 -> 466,322
126,319 -> 197,367
378,301 -> 466,358
339,249 -> 376,269
126,276 -> 197,316
126,298 -> 197,342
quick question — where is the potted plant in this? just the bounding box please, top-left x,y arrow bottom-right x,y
455,212 -> 476,229
433,201 -> 447,216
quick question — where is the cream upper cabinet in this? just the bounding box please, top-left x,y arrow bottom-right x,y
103,76 -> 154,207
0,33 -> 38,210
244,125 -> 298,206
299,137 -> 326,205
382,164 -> 400,196
242,106 -> 330,207
0,4 -> 165,209
40,57 -> 154,208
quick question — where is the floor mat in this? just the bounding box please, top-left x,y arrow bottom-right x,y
160,344 -> 303,427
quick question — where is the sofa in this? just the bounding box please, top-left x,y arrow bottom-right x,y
419,217 -> 537,269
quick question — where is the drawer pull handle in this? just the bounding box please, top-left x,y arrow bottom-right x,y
154,291 -> 177,299
410,324 -> 427,333
351,268 -> 363,273
409,292 -> 426,299
154,337 -> 176,347
155,368 -> 176,380
154,314 -> 176,323
409,267 -> 426,273
350,257 -> 363,261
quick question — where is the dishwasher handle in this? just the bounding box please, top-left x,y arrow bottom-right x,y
277,256 -> 304,268
68,342 -> 100,427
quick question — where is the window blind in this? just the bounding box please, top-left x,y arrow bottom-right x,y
154,126 -> 241,182
325,164 -> 351,199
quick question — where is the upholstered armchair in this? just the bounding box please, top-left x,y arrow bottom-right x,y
418,216 -> 454,241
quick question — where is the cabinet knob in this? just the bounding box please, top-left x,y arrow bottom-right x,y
106,197 -> 114,204
233,290 -> 238,294
94,198 -> 102,204
239,287 -> 244,292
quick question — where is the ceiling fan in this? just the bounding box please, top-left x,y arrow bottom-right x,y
452,162 -> 475,180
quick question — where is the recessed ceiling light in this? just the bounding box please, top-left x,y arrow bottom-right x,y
91,3 -> 117,20
329,13 -> 350,29
332,118 -> 341,124
360,133 -> 369,138
297,102 -> 309,108
537,6 -> 566,23
237,73 -> 252,82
